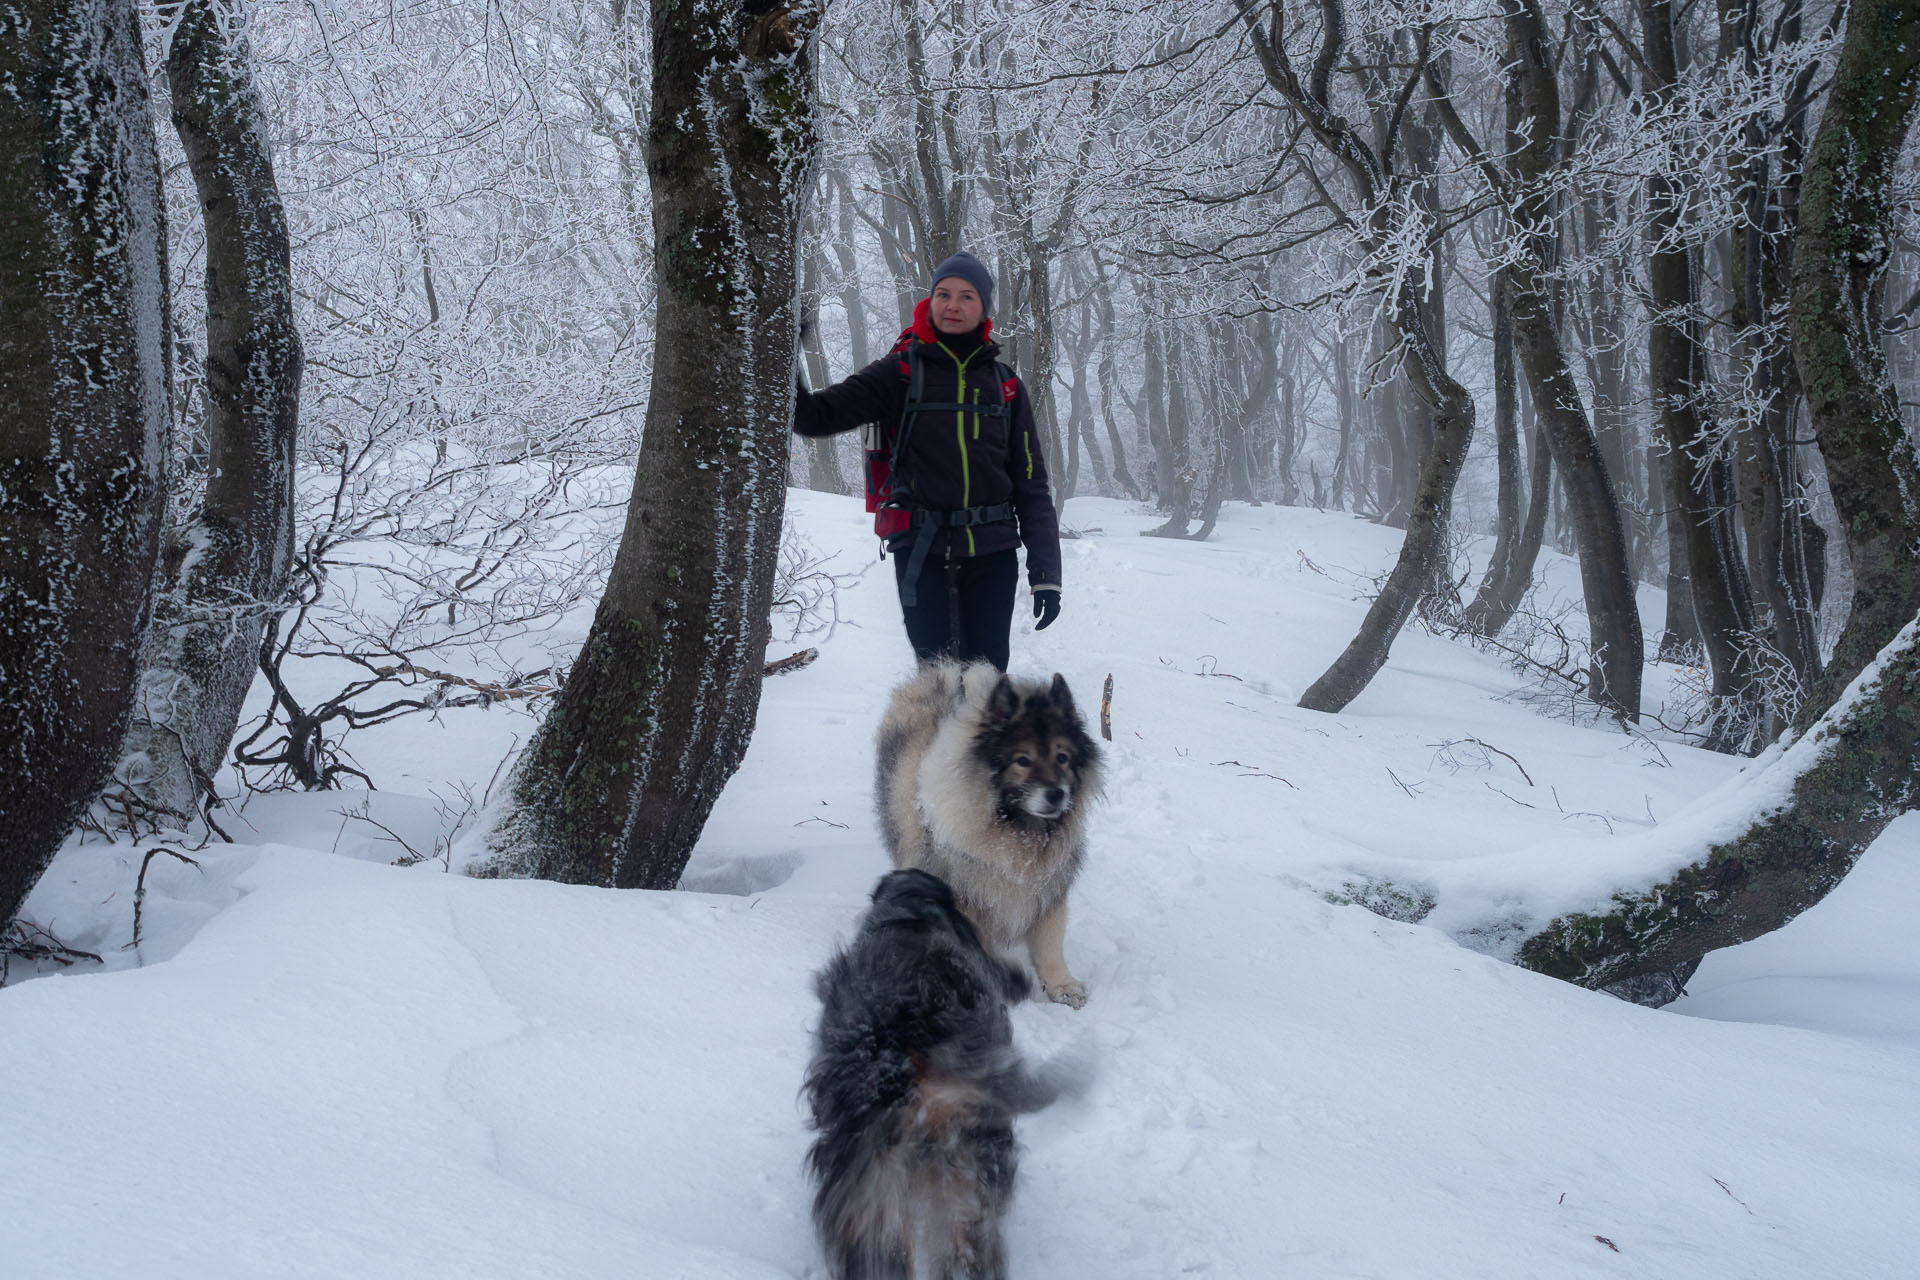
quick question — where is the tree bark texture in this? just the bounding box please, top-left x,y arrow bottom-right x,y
1515,0 -> 1920,1005
483,0 -> 819,890
0,0 -> 171,924
1789,0 -> 1920,729
120,0 -> 303,822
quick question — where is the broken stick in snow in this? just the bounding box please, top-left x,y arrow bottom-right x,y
764,648 -> 819,678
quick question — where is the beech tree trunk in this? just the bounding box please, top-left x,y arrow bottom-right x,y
482,0 -> 820,890
1787,0 -> 1920,724
1240,13 -> 1478,712
1725,0 -> 1823,710
1514,0 -> 1920,1005
0,0 -> 171,925
1432,1 -> 1643,716
1643,0 -> 1764,751
1461,275 -> 1550,637
119,0 -> 302,823
1651,439 -> 1704,660
1090,252 -> 1142,499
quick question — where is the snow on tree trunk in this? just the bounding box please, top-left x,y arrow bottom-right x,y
118,0 -> 302,824
1518,614 -> 1920,1005
479,0 -> 819,890
0,0 -> 171,924
1514,0 -> 1920,1004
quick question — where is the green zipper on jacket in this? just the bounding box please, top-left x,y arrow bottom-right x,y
940,341 -> 979,554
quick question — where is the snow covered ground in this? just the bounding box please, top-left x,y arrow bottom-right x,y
5,490 -> 1916,1278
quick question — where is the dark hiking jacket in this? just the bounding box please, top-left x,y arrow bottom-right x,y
793,301 -> 1062,591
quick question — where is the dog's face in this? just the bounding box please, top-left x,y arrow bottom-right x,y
975,673 -> 1099,827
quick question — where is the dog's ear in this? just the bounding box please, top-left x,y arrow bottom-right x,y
1049,672 -> 1076,715
986,673 -> 1020,722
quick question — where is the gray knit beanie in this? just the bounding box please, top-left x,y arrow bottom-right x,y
929,251 -> 994,318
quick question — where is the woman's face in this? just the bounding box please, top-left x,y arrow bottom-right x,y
930,278 -> 985,336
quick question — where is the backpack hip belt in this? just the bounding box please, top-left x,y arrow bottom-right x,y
893,501 -> 1016,607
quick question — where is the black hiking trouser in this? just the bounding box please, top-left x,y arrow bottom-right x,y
893,546 -> 1018,671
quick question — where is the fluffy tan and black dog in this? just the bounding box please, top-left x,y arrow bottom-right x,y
874,660 -> 1103,1007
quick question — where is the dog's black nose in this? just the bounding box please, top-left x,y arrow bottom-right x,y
1045,787 -> 1066,807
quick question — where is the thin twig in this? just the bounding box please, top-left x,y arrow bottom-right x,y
130,845 -> 204,950
2,921 -> 105,981
1485,782 -> 1536,808
1210,760 -> 1297,788
1461,736 -> 1533,785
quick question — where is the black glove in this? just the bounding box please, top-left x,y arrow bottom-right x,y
1033,589 -> 1061,630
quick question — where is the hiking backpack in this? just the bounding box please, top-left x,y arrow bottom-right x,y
861,337 -> 1020,539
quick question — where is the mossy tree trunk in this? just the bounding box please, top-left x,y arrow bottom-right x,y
1787,0 -> 1920,727
119,0 -> 302,825
1518,616 -> 1920,1005
0,0 -> 171,925
482,0 -> 820,890
1515,0 -> 1920,1005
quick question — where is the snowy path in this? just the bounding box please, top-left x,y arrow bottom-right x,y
5,493 -> 1917,1277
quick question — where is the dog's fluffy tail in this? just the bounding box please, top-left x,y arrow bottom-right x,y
998,1037 -> 1098,1113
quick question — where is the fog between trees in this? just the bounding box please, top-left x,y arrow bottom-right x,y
5,0 -> 1920,1001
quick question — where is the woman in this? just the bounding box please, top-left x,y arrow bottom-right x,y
795,251 -> 1061,671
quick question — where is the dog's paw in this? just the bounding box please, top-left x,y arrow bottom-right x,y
1045,979 -> 1089,1008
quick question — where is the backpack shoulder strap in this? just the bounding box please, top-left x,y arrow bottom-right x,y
889,342 -> 929,489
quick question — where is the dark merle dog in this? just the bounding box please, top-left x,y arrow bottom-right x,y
805,869 -> 1084,1279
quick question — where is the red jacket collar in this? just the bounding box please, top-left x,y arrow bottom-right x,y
910,296 -> 992,347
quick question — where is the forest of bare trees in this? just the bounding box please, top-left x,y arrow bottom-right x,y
5,0 -> 1920,1002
